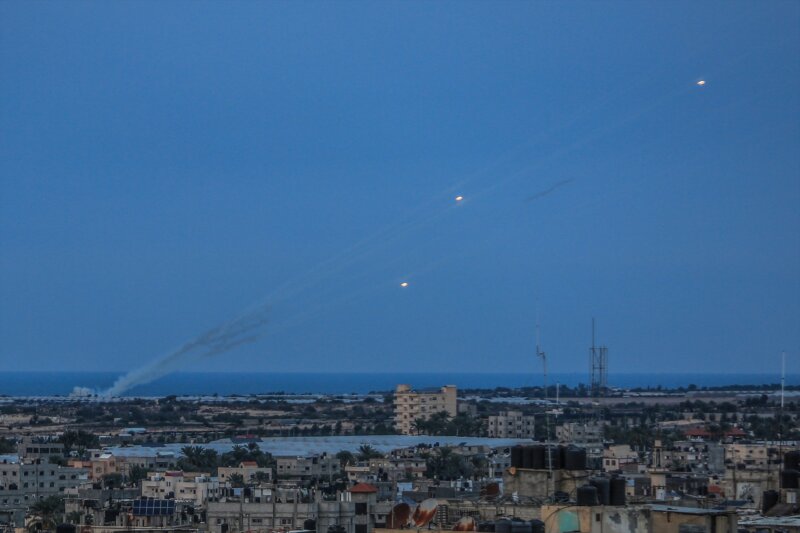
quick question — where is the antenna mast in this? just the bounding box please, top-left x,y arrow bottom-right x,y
536,312 -> 554,498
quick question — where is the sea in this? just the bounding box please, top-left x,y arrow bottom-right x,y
0,371 -> 796,398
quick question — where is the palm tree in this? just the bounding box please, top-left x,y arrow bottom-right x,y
336,450 -> 355,467
357,445 -> 383,461
27,495 -> 64,532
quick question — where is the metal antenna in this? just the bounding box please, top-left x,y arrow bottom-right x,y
536,309 -> 554,497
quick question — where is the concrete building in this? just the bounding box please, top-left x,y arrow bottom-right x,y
720,442 -> 798,502
65,496 -> 198,530
121,451 -> 179,472
18,459 -> 89,498
540,504 -> 737,533
394,384 -> 457,435
141,471 -> 220,506
0,460 -> 19,491
557,421 -> 604,458
487,411 -> 535,439
603,445 -> 640,474
350,483 -> 378,533
218,461 -> 272,485
207,494 -> 357,533
17,437 -> 64,461
503,466 -> 592,501
276,454 -> 340,481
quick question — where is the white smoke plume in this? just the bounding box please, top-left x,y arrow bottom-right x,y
102,304 -> 270,397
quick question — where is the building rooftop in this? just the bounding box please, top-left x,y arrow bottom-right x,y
349,483 -> 378,493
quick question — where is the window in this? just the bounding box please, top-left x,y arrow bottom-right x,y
355,503 -> 368,515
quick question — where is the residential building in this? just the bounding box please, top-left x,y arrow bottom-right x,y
393,384 -> 457,435
557,420 -> 604,458
603,445 -> 640,473
275,454 -> 340,481
17,437 -> 64,461
141,471 -> 220,506
487,411 -> 535,439
217,461 -> 272,485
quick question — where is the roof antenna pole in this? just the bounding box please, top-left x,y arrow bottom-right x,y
536,307 -> 554,498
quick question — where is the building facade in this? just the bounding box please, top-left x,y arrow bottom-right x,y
487,411 -> 535,439
393,384 -> 457,435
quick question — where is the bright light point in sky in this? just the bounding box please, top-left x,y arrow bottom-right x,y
400,282 -> 409,288
455,195 -> 464,202
697,80 -> 706,86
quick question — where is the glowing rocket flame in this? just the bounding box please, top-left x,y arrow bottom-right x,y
455,195 -> 464,202
400,282 -> 409,288
696,80 -> 706,86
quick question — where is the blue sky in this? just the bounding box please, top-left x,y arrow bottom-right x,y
1,1 -> 798,378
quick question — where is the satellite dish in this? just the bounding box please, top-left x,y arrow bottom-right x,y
386,503 -> 411,529
412,499 -> 439,527
507,467 -> 517,476
452,517 -> 476,531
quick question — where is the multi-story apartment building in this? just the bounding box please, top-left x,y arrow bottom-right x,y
18,459 -> 89,498
275,454 -> 340,481
141,471 -> 220,506
18,437 -> 64,461
394,384 -> 457,435
487,411 -> 535,439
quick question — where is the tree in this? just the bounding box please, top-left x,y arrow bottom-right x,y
128,465 -> 148,486
59,430 -> 99,457
178,446 -> 219,471
253,471 -> 271,484
229,473 -> 245,488
357,445 -> 383,461
0,437 -> 15,454
102,472 -> 124,489
65,511 -> 83,525
28,495 -> 64,532
336,450 -> 355,467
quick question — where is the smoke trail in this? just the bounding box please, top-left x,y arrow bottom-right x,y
103,304 -> 270,396
525,179 -> 574,202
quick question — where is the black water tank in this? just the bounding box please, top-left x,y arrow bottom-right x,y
510,520 -> 531,533
303,519 -> 317,531
522,446 -> 533,469
478,521 -> 495,532
577,484 -> 598,506
591,478 -> 611,505
609,477 -> 626,506
56,525 -> 75,533
545,446 -> 562,470
511,446 -> 524,468
762,489 -> 780,514
564,446 -> 587,471
327,526 -> 346,533
495,519 -> 512,533
529,520 -> 544,533
531,445 -> 546,470
785,451 -> 800,471
781,469 -> 799,489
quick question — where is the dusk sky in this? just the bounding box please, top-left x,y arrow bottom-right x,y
1,1 -> 798,378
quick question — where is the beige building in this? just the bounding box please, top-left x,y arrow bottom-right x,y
141,471 -> 219,506
393,384 -> 457,435
603,444 -> 640,473
217,461 -> 272,485
487,411 -> 535,439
